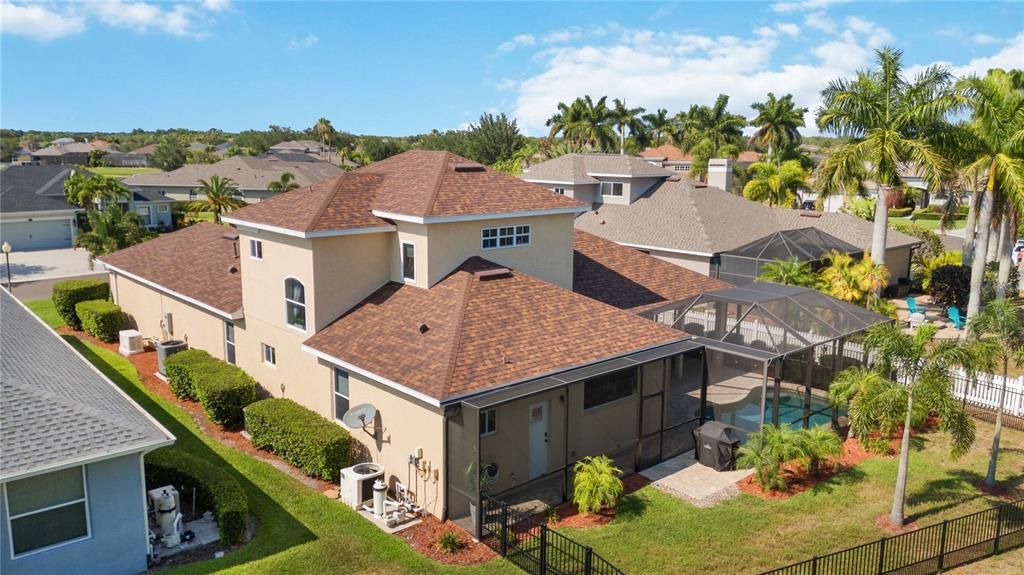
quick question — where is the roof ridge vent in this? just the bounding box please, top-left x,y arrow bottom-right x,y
452,162 -> 485,172
799,211 -> 822,218
474,267 -> 511,280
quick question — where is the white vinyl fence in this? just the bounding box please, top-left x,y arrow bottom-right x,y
949,369 -> 1024,417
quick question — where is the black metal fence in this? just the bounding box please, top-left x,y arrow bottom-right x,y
761,498 -> 1024,575
480,494 -> 625,575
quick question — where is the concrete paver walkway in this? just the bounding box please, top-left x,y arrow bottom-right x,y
1,247 -> 96,284
640,453 -> 753,508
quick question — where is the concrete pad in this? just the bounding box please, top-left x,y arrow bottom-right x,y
2,247 -> 96,283
640,453 -> 753,508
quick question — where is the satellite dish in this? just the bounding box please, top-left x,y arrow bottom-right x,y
341,404 -> 377,429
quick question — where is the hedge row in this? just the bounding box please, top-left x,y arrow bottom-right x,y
165,349 -> 256,429
53,279 -> 109,330
244,398 -> 351,481
911,210 -> 942,221
145,448 -> 248,544
75,300 -> 124,342
887,207 -> 914,218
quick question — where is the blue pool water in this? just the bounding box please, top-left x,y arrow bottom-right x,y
711,389 -> 841,432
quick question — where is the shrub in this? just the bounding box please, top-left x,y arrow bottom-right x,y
75,300 -> 124,342
928,265 -> 970,311
52,279 -> 109,330
244,398 -> 351,481
737,424 -> 802,491
841,197 -> 875,221
145,448 -> 248,544
887,207 -> 913,218
434,530 -> 466,555
796,425 -> 843,476
572,455 -> 624,514
911,209 -> 941,221
165,349 -> 256,428
982,260 -> 1021,304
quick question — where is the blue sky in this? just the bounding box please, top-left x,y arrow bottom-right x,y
2,1 -> 1022,136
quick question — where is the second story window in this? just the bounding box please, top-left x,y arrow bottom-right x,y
553,187 -> 566,195
600,182 -> 624,197
284,278 -> 306,330
249,239 -> 263,260
482,224 -> 531,250
401,242 -> 416,282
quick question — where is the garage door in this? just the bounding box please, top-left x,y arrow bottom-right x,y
0,220 -> 73,251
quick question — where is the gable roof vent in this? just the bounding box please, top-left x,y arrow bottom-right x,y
474,267 -> 512,280
452,162 -> 485,172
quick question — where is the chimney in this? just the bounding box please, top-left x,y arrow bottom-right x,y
707,158 -> 733,192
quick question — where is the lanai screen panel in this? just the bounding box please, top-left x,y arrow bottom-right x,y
718,228 -> 865,285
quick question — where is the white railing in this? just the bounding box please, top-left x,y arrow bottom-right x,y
949,369 -> 1024,417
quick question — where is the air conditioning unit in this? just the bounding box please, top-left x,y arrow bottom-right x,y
119,329 -> 143,356
340,463 -> 384,509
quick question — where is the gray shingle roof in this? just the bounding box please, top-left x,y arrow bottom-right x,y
574,178 -> 921,255
0,164 -> 83,213
522,154 -> 673,184
0,290 -> 173,479
122,155 -> 343,190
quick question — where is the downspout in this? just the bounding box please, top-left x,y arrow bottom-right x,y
440,411 -> 448,522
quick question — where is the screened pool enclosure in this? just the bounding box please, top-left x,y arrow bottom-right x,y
716,227 -> 864,285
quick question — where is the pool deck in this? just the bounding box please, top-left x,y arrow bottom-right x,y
640,452 -> 753,508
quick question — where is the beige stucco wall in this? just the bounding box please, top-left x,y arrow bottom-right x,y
627,177 -> 665,203
422,213 -> 575,289
479,388 -> 567,494
390,222 -> 430,286
129,185 -> 270,204
311,233 -> 391,330
646,249 -> 713,276
884,246 -> 913,285
567,378 -> 639,462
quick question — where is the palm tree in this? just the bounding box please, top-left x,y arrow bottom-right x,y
737,424 -> 803,491
267,171 -> 300,194
610,98 -> 646,155
796,425 -> 843,476
816,47 -> 955,286
957,69 -> 1024,325
188,175 -> 245,223
314,117 -> 335,159
757,257 -> 819,288
819,250 -> 890,307
574,96 -> 616,151
64,172 -> 130,210
75,205 -> 152,257
743,160 -> 809,207
831,323 -> 975,527
676,94 -> 747,156
967,300 -> 1024,487
642,108 -> 674,147
749,93 -> 807,162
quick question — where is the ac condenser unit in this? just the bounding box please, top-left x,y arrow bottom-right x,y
119,329 -> 143,356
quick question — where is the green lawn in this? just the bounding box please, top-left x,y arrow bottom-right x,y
902,218 -> 967,231
89,167 -> 163,178
26,299 -> 514,575
25,299 -> 65,328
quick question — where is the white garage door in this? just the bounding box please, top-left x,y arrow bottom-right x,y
0,220 -> 73,251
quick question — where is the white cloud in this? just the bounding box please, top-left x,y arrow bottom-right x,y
935,25 -> 964,39
804,11 -> 835,33
202,0 -> 231,12
777,23 -> 800,37
771,0 -> 848,14
496,78 -> 520,91
288,33 -> 318,49
971,33 -> 999,45
543,27 -> 583,44
498,33 -> 536,52
93,1 -> 199,37
910,33 -> 1024,79
0,1 -> 86,40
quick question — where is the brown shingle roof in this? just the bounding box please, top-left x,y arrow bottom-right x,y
304,257 -> 684,401
122,156 -> 343,190
99,223 -> 242,316
227,150 -> 584,233
573,230 -> 731,313
640,145 -> 692,162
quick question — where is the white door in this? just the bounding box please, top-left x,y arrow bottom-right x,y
528,401 -> 549,479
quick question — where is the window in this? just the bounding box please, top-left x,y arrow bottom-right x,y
553,187 -> 566,195
136,205 -> 152,227
224,321 -> 236,365
481,224 -> 531,250
583,368 -> 637,410
284,278 -> 306,330
333,368 -> 350,420
401,242 -> 415,282
262,343 -> 276,365
158,204 -> 169,212
600,182 -> 624,197
479,408 -> 497,436
674,164 -> 691,172
5,467 -> 89,557
188,190 -> 198,200
249,239 -> 263,260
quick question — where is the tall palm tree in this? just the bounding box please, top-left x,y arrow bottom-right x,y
610,98 -> 646,155
757,257 -> 819,288
267,171 -> 300,194
314,117 -> 335,158
967,300 -> 1024,487
742,160 -> 809,207
188,175 -> 245,223
819,250 -> 890,313
676,94 -> 747,155
816,47 -> 955,284
957,69 -> 1024,324
831,323 -> 975,527
75,205 -> 152,257
574,95 -> 616,151
749,93 -> 807,162
642,108 -> 674,147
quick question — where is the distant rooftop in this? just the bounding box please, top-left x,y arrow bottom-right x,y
522,153 -> 673,184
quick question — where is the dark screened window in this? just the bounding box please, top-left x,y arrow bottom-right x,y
583,368 -> 638,410
479,408 -> 497,436
285,278 -> 306,330
6,467 -> 89,556
402,243 -> 415,281
334,368 -> 350,419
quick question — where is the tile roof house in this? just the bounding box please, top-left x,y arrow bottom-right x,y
99,150 -> 724,526
639,144 -> 761,176
121,155 -> 344,203
0,289 -> 174,574
521,153 -> 673,207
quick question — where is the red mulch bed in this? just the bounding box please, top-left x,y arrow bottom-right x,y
542,473 -> 652,529
738,437 -> 876,500
58,327 -> 334,493
399,515 -> 497,565
875,513 -> 920,534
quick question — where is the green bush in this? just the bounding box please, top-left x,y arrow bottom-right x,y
928,265 -> 970,311
887,207 -> 913,218
911,209 -> 941,221
572,455 -> 624,513
244,398 -> 351,481
145,448 -> 248,544
75,300 -> 124,342
165,349 -> 257,428
52,279 -> 109,330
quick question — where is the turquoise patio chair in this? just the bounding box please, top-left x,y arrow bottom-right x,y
947,307 -> 966,330
905,297 -> 925,315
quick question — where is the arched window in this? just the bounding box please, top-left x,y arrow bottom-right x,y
284,278 -> 306,330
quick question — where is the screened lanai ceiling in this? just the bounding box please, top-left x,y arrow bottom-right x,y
675,282 -> 889,357
723,227 -> 864,262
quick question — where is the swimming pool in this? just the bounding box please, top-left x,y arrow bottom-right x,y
709,388 -> 841,431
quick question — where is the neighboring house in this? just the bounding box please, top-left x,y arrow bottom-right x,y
639,144 -> 761,174
0,165 -> 82,250
521,153 -> 673,207
267,140 -> 355,168
30,140 -> 146,168
98,150 -> 727,525
0,290 -> 175,575
269,140 -> 328,155
121,156 -> 344,203
574,175 -> 921,285
124,188 -> 174,229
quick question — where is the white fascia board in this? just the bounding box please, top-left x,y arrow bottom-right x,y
371,206 -> 587,225
220,216 -> 396,239
586,173 -> 670,179
520,178 -> 578,185
99,262 -> 242,320
1,209 -> 81,220
617,242 -> 713,258
301,345 -> 442,408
